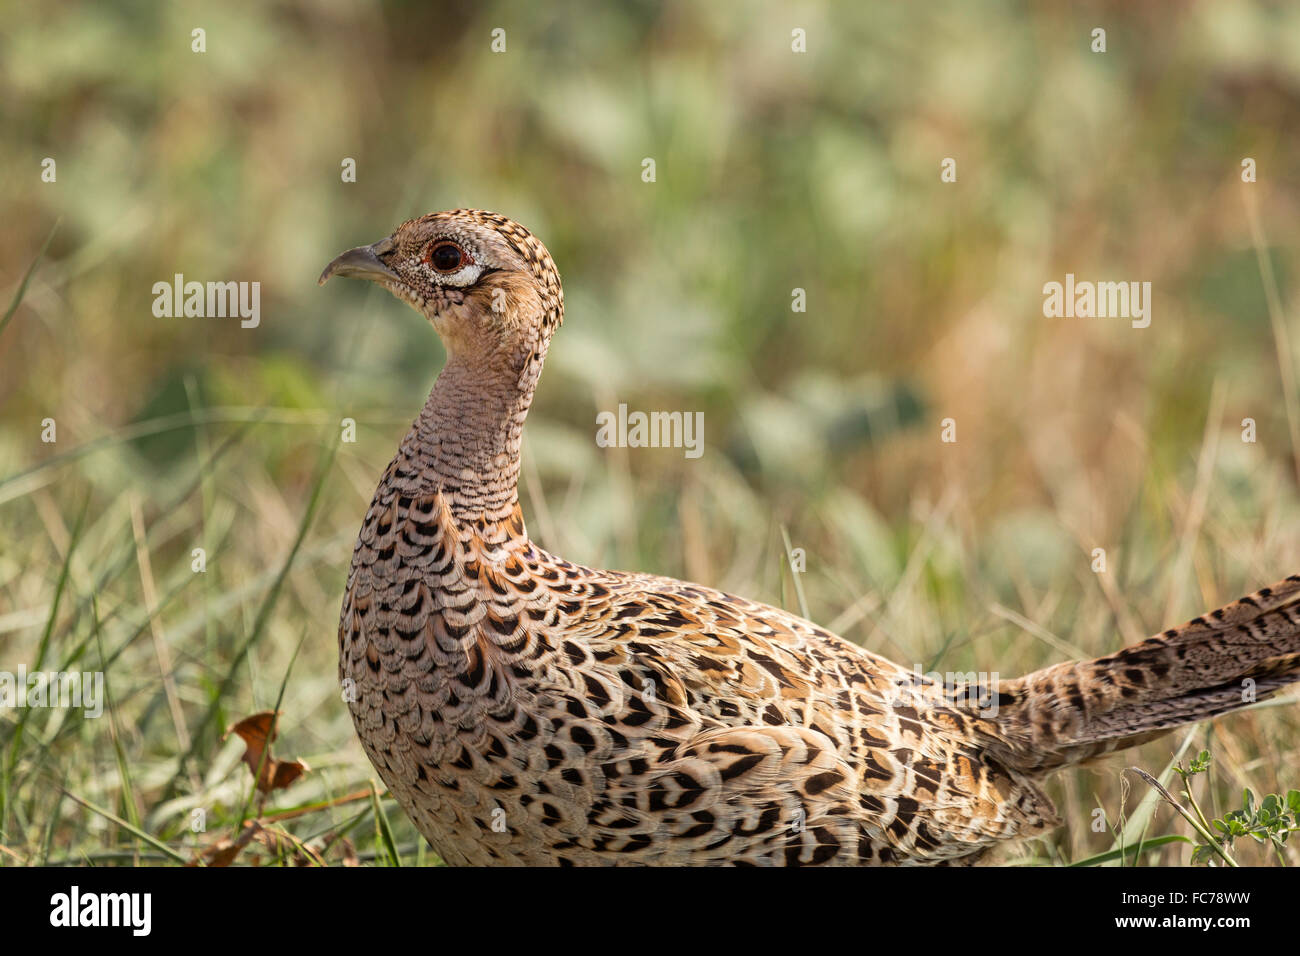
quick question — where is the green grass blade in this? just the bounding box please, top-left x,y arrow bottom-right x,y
369,782 -> 403,867
1070,834 -> 1192,867
1,498 -> 87,842
0,217 -> 59,341
236,628 -> 309,830
93,596 -> 142,839
61,790 -> 188,864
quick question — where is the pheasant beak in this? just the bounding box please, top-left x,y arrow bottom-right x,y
318,237 -> 400,286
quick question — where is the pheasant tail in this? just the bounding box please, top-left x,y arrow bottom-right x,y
995,574 -> 1300,771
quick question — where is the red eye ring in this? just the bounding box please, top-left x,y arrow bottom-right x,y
428,240 -> 470,274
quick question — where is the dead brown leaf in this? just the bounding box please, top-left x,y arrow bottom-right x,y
225,710 -> 309,794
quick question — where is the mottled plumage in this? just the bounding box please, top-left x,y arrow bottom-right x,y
320,210 -> 1300,865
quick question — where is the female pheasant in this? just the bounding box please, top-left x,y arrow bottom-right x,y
320,209 -> 1300,866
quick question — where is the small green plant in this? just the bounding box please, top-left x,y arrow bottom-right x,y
1130,750 -> 1300,866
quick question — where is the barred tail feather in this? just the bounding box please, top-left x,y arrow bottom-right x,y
994,574 -> 1300,772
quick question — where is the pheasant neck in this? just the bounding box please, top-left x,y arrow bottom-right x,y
401,347 -> 541,527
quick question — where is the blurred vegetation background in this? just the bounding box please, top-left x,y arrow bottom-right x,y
2,0 -> 1300,865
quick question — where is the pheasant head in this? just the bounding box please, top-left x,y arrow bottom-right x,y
319,210 -> 563,522
319,209 -> 563,369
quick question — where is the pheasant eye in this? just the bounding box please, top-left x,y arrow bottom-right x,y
429,241 -> 465,273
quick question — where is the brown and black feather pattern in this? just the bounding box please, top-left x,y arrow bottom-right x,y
324,209 -> 1300,866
